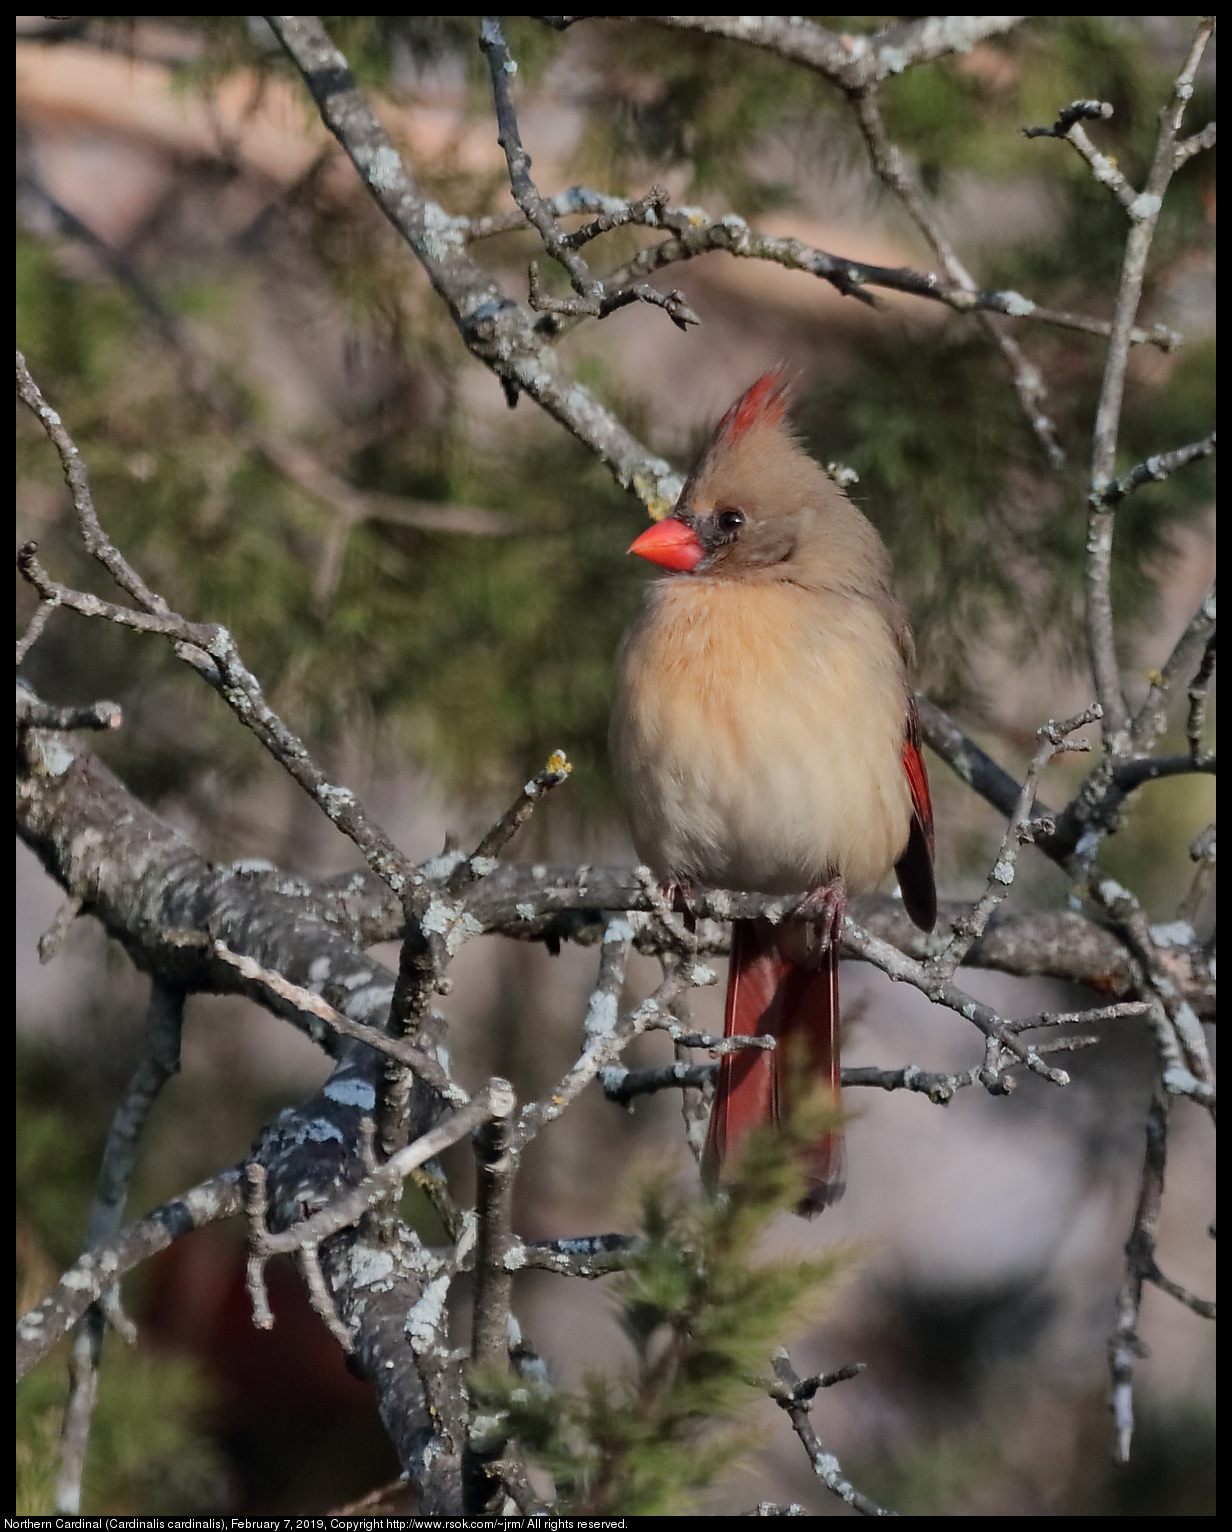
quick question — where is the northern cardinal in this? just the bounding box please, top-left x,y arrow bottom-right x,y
610,371 -> 935,1213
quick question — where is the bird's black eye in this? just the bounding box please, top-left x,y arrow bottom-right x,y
716,508 -> 746,534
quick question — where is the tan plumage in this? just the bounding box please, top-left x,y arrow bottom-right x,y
611,374 -> 916,901
609,370 -> 935,1213
612,573 -> 912,897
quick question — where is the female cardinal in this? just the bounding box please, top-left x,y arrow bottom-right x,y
610,370 -> 935,1213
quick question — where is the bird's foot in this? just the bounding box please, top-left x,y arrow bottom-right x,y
660,877 -> 698,933
636,868 -> 698,933
796,876 -> 848,953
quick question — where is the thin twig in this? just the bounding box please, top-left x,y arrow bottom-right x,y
1030,109 -> 1140,215
462,184 -> 663,240
985,321 -> 1068,467
556,185 -> 672,251
1006,1001 -> 1152,1034
1107,1085 -> 1215,1464
842,917 -> 1069,1090
507,1234 -> 639,1279
1131,582 -> 1216,753
447,749 -> 572,895
1175,120 -> 1216,169
298,1242 -> 356,1350
914,694 -> 1056,831
15,688 -> 121,732
1177,823 -> 1216,928
648,1025 -> 774,1053
839,1064 -> 981,1106
1022,99 -> 1115,139
54,983 -> 185,1511
772,1360 -> 867,1404
928,705 -> 1100,980
771,1351 -> 895,1516
514,916 -> 659,1146
1089,431 -> 1215,507
1186,636 -> 1216,766
15,595 -> 60,666
243,1163 -> 275,1331
15,532 -> 418,898
602,1060 -> 717,1107
18,1169 -> 246,1379
642,15 -> 1024,92
498,185 -> 1178,350
16,352 -> 172,616
17,542 -> 212,644
479,19 -> 601,296
1083,18 -> 1216,750
849,90 -> 1065,467
527,258 -> 698,328
472,1113 -> 518,1368
919,680 -> 1213,880
208,938 -> 466,1103
54,1313 -> 103,1514
1034,1034 -> 1100,1056
1087,877 -> 1216,1106
36,892 -> 83,965
478,18 -> 697,332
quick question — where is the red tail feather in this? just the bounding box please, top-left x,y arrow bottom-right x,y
703,918 -> 844,1214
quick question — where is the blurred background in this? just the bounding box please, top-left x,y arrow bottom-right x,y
16,15 -> 1214,1515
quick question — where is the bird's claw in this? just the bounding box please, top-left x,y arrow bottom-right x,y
636,869 -> 699,934
660,878 -> 698,933
796,877 -> 847,953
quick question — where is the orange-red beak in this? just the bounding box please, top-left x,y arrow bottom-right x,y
628,516 -> 705,572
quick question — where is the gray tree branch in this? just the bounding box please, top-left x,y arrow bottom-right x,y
17,1170 -> 245,1381
771,1350 -> 894,1516
57,983 -> 184,1525
1108,1087 -> 1215,1466
644,15 -> 1023,92
264,16 -> 685,517
1088,431 -> 1215,508
478,19 -> 698,334
1079,19 -> 1216,749
513,190 -> 1176,350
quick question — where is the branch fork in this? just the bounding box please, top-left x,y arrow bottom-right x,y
479,18 -> 699,334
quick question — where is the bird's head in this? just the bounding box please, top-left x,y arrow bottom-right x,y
628,369 -> 857,581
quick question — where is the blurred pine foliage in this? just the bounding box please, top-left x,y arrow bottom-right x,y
471,1104 -> 842,1514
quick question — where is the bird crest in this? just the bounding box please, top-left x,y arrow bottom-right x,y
711,368 -> 792,449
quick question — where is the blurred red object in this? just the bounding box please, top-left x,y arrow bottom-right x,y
140,1226 -> 404,1511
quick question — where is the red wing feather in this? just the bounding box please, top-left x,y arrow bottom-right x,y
902,734 -> 934,858
895,697 -> 937,931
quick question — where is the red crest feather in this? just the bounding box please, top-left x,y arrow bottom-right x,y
712,368 -> 792,447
